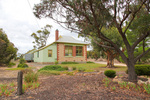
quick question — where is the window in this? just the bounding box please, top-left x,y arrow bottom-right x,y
65,46 -> 73,56
76,46 -> 83,56
37,51 -> 39,57
48,50 -> 52,57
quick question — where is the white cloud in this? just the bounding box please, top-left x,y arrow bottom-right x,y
0,0 -> 90,54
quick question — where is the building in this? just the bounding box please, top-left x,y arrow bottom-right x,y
33,30 -> 88,63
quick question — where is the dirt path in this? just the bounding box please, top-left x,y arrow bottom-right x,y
2,73 -> 150,100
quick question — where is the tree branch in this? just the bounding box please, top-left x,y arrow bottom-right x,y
131,32 -> 150,51
134,48 -> 150,63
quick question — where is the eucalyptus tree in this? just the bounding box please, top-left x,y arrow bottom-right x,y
31,24 -> 52,49
0,28 -> 17,65
33,0 -> 150,82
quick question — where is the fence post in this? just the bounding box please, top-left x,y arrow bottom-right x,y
17,71 -> 23,95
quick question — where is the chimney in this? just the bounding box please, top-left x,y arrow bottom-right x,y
55,29 -> 59,41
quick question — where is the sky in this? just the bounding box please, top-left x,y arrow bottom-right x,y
0,0 -> 89,54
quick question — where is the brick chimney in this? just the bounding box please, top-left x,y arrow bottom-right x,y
55,29 -> 59,41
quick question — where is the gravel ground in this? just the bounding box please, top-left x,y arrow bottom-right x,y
1,72 -> 150,100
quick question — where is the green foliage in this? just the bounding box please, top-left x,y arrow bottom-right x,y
55,61 -> 58,65
78,67 -> 85,72
24,72 -> 38,83
61,62 -> 79,64
31,24 -> 52,49
86,61 -> 95,63
19,58 -> 26,64
38,65 -> 67,72
126,65 -> 150,76
38,70 -> 61,75
0,28 -> 17,65
143,84 -> 150,94
63,66 -> 68,70
17,63 -> 28,68
64,72 -> 74,75
104,70 -> 116,78
102,78 -> 111,87
7,62 -> 16,67
72,67 -> 76,70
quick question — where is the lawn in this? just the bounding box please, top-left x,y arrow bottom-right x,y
59,63 -> 127,72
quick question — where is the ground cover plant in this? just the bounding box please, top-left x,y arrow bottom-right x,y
102,77 -> 150,95
61,62 -> 79,64
7,62 -> 16,68
17,58 -> 28,68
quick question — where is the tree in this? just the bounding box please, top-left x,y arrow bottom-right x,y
0,28 -> 18,65
31,24 -> 52,49
33,0 -> 150,82
91,27 -> 123,68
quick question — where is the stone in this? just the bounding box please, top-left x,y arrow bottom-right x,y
114,76 -> 118,79
137,80 -> 145,85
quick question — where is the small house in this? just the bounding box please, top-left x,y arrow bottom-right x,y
33,30 -> 88,63
23,49 -> 36,62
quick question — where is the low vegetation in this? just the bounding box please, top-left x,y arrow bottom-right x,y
126,65 -> 150,76
104,70 -> 116,78
61,62 -> 79,64
24,72 -> 38,83
38,65 -> 67,72
86,61 -> 95,63
17,58 -> 28,68
7,62 -> 16,68
102,77 -> 150,94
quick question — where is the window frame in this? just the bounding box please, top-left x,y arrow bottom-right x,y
76,46 -> 83,56
37,51 -> 39,58
65,46 -> 73,57
48,50 -> 52,57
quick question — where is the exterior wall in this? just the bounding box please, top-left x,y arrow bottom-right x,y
34,44 -> 57,63
57,43 -> 87,63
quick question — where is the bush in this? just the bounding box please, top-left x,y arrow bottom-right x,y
17,63 -> 28,68
63,66 -> 68,70
125,65 -> 150,76
78,67 -> 85,72
72,67 -> 76,70
104,70 -> 116,78
61,62 -> 79,64
8,62 -> 16,67
19,58 -> 26,64
86,61 -> 95,63
24,72 -> 38,83
38,65 -> 67,72
55,61 -> 58,65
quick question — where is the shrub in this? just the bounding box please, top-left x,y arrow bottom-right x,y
78,67 -> 85,72
55,61 -> 58,65
63,66 -> 68,70
104,70 -> 116,78
24,72 -> 38,83
19,58 -> 26,64
17,63 -> 28,68
125,65 -> 150,76
72,67 -> 76,70
61,62 -> 79,64
86,61 -> 95,63
38,65 -> 67,72
8,62 -> 16,67
21,68 -> 33,74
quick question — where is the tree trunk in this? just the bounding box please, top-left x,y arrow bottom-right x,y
106,52 -> 115,68
127,59 -> 137,83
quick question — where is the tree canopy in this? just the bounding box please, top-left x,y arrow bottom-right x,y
31,24 -> 52,49
0,28 -> 18,65
33,0 -> 150,82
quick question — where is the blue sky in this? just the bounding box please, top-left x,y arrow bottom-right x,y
0,0 -> 88,54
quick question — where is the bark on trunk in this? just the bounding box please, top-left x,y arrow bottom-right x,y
106,52 -> 115,68
127,59 -> 137,83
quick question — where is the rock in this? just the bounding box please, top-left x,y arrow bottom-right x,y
114,76 -> 118,79
137,80 -> 145,85
97,71 -> 102,74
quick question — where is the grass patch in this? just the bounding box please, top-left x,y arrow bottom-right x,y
61,62 -> 79,64
38,70 -> 61,75
86,61 -> 95,63
38,65 -> 67,72
59,63 -> 127,72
